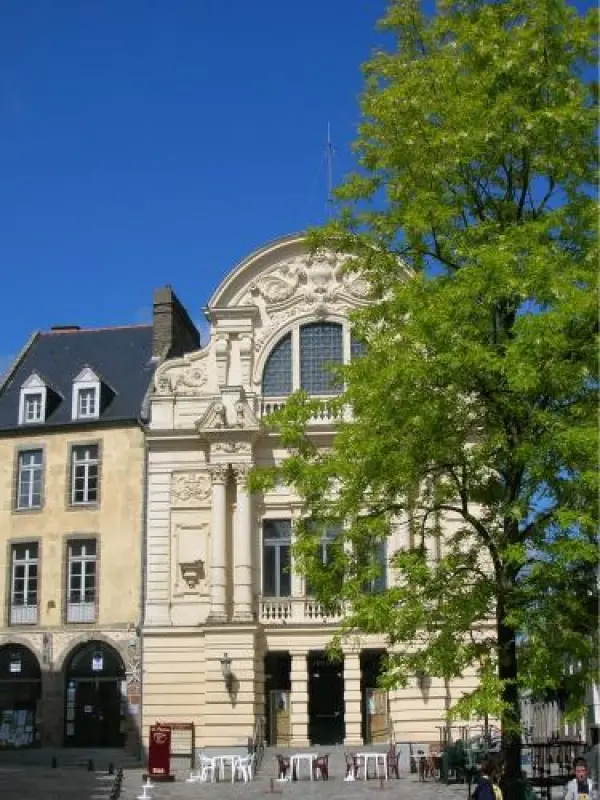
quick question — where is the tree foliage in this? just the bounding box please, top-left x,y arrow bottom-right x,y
250,0 -> 597,784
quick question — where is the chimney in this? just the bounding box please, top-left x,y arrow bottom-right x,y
152,286 -> 200,359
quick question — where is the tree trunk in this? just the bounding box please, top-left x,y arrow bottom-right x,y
497,599 -> 522,798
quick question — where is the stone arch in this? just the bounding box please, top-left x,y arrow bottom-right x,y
0,642 -> 42,681
56,632 -> 127,675
0,643 -> 42,748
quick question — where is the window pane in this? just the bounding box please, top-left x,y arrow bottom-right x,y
300,323 -> 343,394
262,333 -> 293,396
262,546 -> 276,596
263,519 -> 291,542
279,545 -> 291,596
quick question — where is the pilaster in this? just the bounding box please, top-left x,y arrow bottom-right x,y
232,465 -> 254,620
344,651 -> 363,745
208,465 -> 229,621
290,653 -> 309,746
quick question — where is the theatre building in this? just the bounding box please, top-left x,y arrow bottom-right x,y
143,234 -> 477,749
0,300 -> 198,750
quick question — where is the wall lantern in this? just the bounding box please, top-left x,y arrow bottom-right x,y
220,653 -> 232,680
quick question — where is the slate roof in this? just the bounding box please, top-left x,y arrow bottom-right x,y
0,325 -> 156,431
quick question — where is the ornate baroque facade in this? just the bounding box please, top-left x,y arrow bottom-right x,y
143,234 -> 477,749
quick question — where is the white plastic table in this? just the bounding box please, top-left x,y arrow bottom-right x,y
213,754 -> 238,782
290,753 -> 318,781
357,752 -> 388,780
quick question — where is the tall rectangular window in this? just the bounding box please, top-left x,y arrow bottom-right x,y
16,449 -> 43,510
77,387 -> 97,418
70,445 -> 99,505
24,393 -> 43,423
66,539 -> 97,623
10,543 -> 39,624
306,520 -> 343,596
360,539 -> 388,594
262,519 -> 291,597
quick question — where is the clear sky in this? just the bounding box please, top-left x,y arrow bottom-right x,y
0,0 -> 388,371
0,0 -> 593,375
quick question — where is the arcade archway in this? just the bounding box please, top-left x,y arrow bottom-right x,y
64,640 -> 126,748
0,644 -> 41,748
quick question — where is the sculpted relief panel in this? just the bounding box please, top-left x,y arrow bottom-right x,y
171,472 -> 211,507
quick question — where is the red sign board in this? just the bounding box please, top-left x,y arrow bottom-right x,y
148,724 -> 171,778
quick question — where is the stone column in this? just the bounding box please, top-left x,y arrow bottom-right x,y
344,652 -> 363,745
208,465 -> 229,621
232,464 -> 254,620
290,653 -> 309,746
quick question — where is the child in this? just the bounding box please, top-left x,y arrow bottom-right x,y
564,757 -> 596,800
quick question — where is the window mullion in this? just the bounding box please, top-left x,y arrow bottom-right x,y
291,328 -> 300,392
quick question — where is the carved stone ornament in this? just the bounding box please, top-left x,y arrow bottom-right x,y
232,464 -> 252,483
208,464 -> 229,483
154,351 -> 210,397
173,366 -> 208,395
243,252 -> 369,319
179,559 -> 205,589
171,472 -> 211,505
212,441 -> 252,455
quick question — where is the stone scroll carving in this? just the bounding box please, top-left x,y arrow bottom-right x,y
243,252 -> 369,313
171,472 -> 212,506
212,441 -> 252,455
154,351 -> 210,397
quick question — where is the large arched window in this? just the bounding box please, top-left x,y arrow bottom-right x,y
262,321 -> 362,398
262,333 -> 292,397
299,323 -> 343,394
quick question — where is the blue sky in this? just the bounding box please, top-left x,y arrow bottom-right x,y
0,0 -> 593,375
0,0 -> 388,371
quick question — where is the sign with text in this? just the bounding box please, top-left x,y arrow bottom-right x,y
148,724 -> 171,778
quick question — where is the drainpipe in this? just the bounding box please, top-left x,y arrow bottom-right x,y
137,419 -> 150,763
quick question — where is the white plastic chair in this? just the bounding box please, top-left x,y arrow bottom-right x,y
234,753 -> 255,783
186,755 -> 217,783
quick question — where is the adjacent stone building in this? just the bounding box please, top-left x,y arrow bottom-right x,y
0,289 -> 198,750
142,233 -> 477,750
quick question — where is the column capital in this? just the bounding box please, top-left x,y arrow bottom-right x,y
208,464 -> 229,484
232,463 -> 252,485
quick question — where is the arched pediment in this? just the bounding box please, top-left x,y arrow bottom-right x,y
208,233 -> 370,312
152,233 -> 377,402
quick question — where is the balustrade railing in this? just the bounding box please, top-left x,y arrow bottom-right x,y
259,596 -> 345,624
259,397 -> 348,424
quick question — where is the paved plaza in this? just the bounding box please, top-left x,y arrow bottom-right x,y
0,756 -> 473,800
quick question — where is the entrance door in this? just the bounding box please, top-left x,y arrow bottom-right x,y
69,680 -> 123,747
269,690 -> 291,746
365,688 -> 388,743
64,640 -> 126,747
308,652 -> 345,745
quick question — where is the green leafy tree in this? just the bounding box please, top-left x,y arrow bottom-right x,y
250,0 -> 598,790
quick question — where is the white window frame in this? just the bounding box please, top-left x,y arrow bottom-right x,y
72,367 -> 101,420
70,444 -> 100,505
10,543 -> 39,625
16,449 -> 44,510
66,539 -> 97,623
18,373 -> 47,425
262,519 -> 292,598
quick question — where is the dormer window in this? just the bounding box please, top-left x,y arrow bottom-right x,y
77,387 -> 97,418
24,393 -> 43,423
18,373 -> 48,425
72,367 -> 101,421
